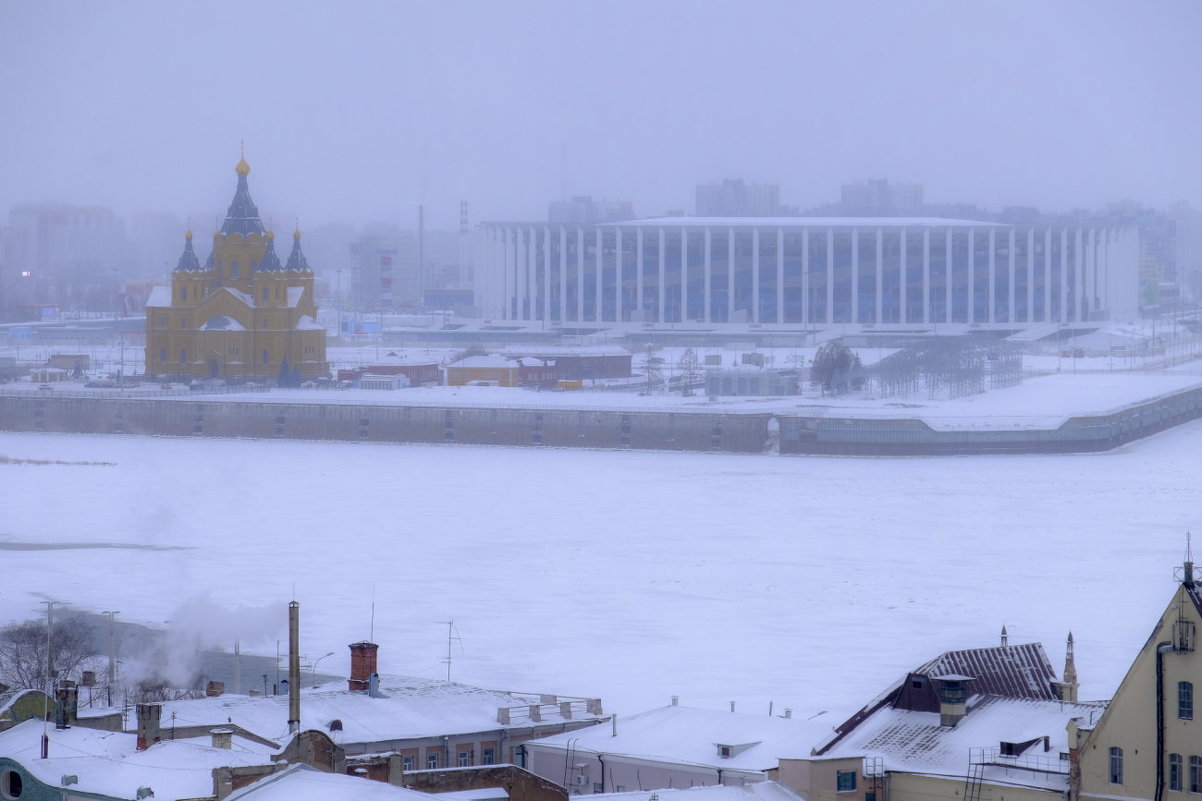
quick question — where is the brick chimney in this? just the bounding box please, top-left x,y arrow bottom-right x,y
349,642 -> 379,692
136,704 -> 162,750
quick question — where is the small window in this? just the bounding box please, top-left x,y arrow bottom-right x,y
180,287 -> 187,301
179,348 -> 187,364
262,287 -> 269,301
458,750 -> 472,767
1181,681 -> 1194,720
427,753 -> 440,770
2,769 -> 23,799
230,260 -> 240,278
482,748 -> 495,765
262,349 -> 269,365
402,754 -> 415,772
836,770 -> 857,792
159,348 -> 166,363
615,787 -> 626,794
1191,755 -> 1202,793
1170,753 -> 1183,792
1109,747 -> 1123,785
593,784 -> 603,794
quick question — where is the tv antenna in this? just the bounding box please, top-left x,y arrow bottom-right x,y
437,619 -> 462,682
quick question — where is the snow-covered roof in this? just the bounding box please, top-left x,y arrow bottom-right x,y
287,286 -> 304,308
228,763 -> 435,801
295,315 -> 323,330
525,705 -> 830,772
0,718 -> 276,801
500,345 -> 631,358
146,286 -> 172,308
149,676 -> 602,747
602,217 -> 1008,229
594,782 -> 805,801
448,355 -> 519,369
819,695 -> 1106,789
200,315 -> 247,331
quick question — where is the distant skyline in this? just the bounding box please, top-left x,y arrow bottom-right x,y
2,0 -> 1199,230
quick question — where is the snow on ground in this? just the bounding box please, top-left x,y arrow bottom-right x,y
2,417 -> 1200,727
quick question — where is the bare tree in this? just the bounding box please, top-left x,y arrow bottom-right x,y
0,615 -> 99,691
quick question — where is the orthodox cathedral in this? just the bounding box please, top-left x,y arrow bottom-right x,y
144,156 -> 329,382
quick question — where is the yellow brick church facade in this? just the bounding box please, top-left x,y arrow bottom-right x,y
144,156 -> 329,383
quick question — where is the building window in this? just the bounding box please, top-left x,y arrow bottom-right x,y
402,754 -> 414,772
179,348 -> 187,364
230,260 -> 240,278
228,346 -> 239,356
157,315 -> 166,326
262,287 -> 269,301
159,348 -> 166,363
458,750 -> 472,767
262,349 -> 269,365
180,287 -> 186,301
482,748 -> 495,765
1191,756 -> 1202,793
836,770 -> 857,792
427,753 -> 440,770
179,316 -> 186,328
1181,681 -> 1194,720
1109,747 -> 1123,784
593,784 -> 603,794
1171,753 -> 1183,792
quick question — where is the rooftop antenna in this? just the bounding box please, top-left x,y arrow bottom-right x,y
1177,532 -> 1195,588
438,619 -> 462,682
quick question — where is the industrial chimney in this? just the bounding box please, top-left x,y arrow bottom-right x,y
348,642 -> 379,692
288,601 -> 300,734
136,704 -> 162,750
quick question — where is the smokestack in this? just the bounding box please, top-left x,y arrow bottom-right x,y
349,642 -> 379,692
288,601 -> 300,734
136,704 -> 162,750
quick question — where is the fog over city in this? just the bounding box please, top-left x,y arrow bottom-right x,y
2,0 -> 1200,228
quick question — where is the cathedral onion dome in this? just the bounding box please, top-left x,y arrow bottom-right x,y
174,230 -> 202,272
285,228 -> 312,272
220,156 -> 266,236
255,231 -> 285,272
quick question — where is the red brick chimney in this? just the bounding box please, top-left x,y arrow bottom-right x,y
136,703 -> 161,751
349,642 -> 379,691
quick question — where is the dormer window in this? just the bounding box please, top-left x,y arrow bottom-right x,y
719,746 -> 731,758
714,742 -> 759,759
938,680 -> 966,705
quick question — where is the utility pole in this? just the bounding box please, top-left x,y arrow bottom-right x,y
103,611 -> 118,706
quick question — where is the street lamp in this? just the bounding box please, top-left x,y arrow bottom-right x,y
310,651 -> 334,687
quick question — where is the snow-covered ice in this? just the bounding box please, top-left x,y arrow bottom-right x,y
1,417 -> 1199,725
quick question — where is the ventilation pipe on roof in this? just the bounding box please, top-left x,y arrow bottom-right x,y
287,601 -> 300,734
1000,625 -> 1008,647
784,709 -> 792,719
730,701 -> 735,713
671,695 -> 678,706
612,714 -> 618,737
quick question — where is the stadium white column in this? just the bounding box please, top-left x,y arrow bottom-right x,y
1060,228 -> 1069,323
875,226 -> 883,324
516,226 -> 527,321
967,228 -> 975,325
559,227 -> 567,323
780,227 -> 788,325
1043,228 -> 1053,323
922,227 -> 931,324
636,227 -> 645,322
576,227 -> 585,322
1008,229 -> 1017,323
944,228 -> 953,324
826,228 -> 835,324
727,227 -> 735,323
615,227 -> 624,322
851,228 -> 859,323
752,227 -> 761,324
704,227 -> 712,323
802,224 -> 812,324
1081,226 -> 1091,319
543,227 -> 552,324
679,227 -> 688,322
988,228 -> 996,323
1026,229 -> 1036,323
899,228 -> 907,324
595,227 -> 603,322
658,228 -> 666,324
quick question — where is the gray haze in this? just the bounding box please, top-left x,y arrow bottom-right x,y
2,0 -> 1200,228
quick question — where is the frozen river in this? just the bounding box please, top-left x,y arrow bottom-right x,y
1,424 -> 1198,724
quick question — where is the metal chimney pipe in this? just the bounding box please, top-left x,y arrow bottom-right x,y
288,601 -> 300,733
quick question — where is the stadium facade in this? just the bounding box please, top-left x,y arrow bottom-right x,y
476,217 -> 1139,327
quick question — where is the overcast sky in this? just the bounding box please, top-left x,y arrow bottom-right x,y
2,0 -> 1199,230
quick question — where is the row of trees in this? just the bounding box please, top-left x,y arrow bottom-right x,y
0,615 -> 98,691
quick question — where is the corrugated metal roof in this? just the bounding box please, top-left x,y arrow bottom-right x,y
914,643 -> 1058,701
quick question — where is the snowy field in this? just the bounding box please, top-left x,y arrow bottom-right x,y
1,421 -> 1200,728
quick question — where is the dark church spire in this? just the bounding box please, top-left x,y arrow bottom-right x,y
221,153 -> 266,237
174,230 -> 201,272
285,228 -> 312,272
256,232 -> 284,272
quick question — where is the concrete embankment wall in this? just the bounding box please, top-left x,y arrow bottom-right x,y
0,394 -> 773,454
777,383 -> 1202,455
5,384 -> 1202,456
